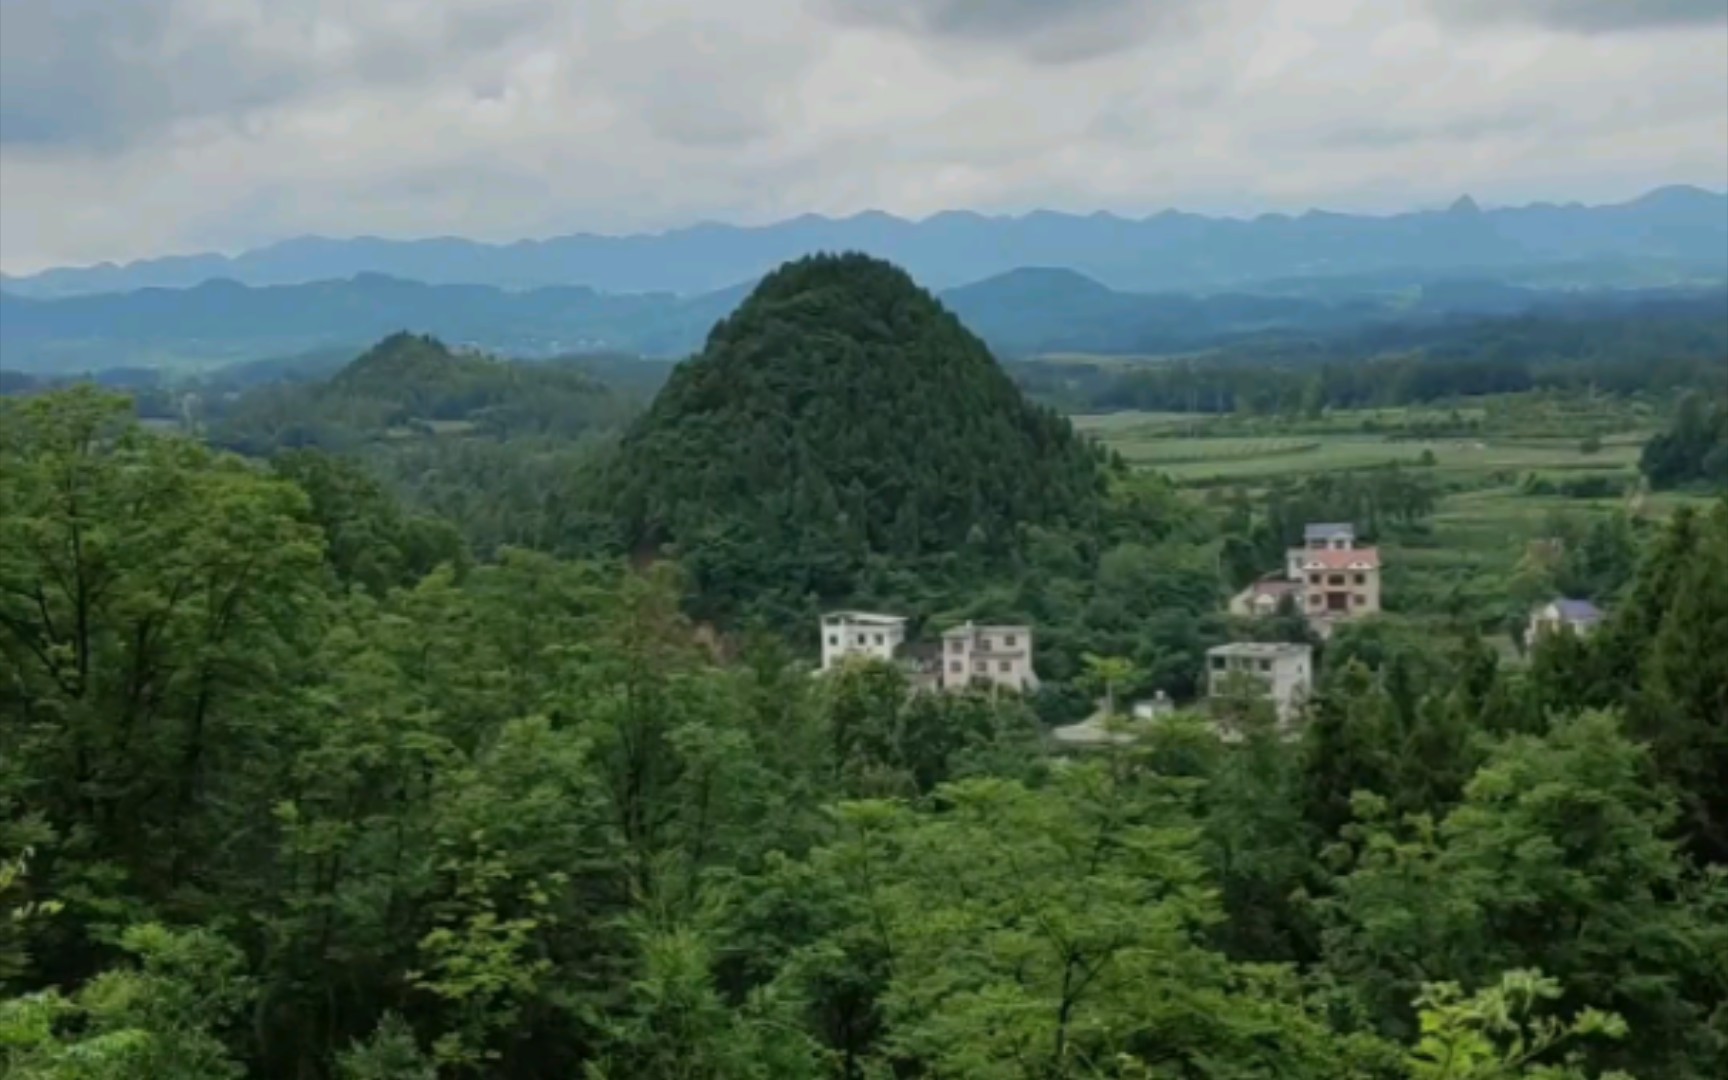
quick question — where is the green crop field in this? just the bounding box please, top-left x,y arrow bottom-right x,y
1075,423 -> 1644,487
1076,405 -> 1715,641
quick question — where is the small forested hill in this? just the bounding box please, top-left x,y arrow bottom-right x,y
322,330 -> 472,399
209,332 -> 633,455
198,334 -> 639,557
610,254 -> 1108,607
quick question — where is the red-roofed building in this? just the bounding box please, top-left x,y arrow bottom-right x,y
1297,546 -> 1382,621
1230,577 -> 1304,617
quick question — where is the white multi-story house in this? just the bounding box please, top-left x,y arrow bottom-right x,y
1206,642 -> 1313,724
1525,598 -> 1605,649
819,612 -> 907,673
941,622 -> 1039,693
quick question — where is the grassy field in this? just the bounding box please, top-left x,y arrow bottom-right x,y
1075,422 -> 1644,487
1077,404 -> 1713,639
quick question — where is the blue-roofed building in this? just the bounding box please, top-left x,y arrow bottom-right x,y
1303,522 -> 1356,547
1526,598 -> 1606,649
1287,522 -> 1361,579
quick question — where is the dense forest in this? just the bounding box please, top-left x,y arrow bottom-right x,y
4,254 -> 1727,1078
4,384 -> 1728,1079
1641,391 -> 1728,490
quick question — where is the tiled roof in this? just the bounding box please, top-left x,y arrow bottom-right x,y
1209,642 -> 1312,660
824,611 -> 907,625
1303,522 -> 1355,540
1551,598 -> 1604,621
1300,547 -> 1380,570
941,621 -> 1032,638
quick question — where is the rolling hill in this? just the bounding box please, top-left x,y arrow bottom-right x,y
10,262 -> 1721,374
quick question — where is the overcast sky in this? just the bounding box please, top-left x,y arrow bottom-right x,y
2,0 -> 1725,272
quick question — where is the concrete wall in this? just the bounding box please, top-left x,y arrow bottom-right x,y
820,615 -> 905,672
940,624 -> 1038,693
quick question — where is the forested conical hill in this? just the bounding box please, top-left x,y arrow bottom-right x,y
323,330 -> 473,400
611,253 -> 1108,585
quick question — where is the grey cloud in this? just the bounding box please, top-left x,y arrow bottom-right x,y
0,1 -> 285,147
599,22 -> 801,149
1315,109 -> 1553,151
1429,0 -> 1728,32
819,0 -> 1205,63
0,0 -> 557,148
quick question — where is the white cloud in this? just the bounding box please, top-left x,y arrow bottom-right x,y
0,0 -> 1724,271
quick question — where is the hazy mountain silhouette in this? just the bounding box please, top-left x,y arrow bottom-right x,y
5,186 -> 1723,298
6,262 -> 1721,373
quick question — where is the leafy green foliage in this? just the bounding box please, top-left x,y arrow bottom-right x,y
208,333 -> 634,455
4,365 -> 1726,1080
1640,391 -> 1728,490
1406,970 -> 1631,1080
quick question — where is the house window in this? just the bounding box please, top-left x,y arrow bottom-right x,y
1211,656 -> 1227,669
998,660 -> 1011,673
828,635 -> 838,646
950,640 -> 963,653
1354,594 -> 1366,606
1328,574 -> 1345,586
1259,659 -> 1272,672
949,661 -> 962,673
973,660 -> 986,673
1005,634 -> 1017,647
980,638 -> 992,651
1308,574 -> 1322,585
873,634 -> 884,645
1353,573 -> 1366,585
1309,594 -> 1322,606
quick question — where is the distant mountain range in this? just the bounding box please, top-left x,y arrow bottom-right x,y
5,186 -> 1724,299
0,274 -> 747,370
6,263 -> 1723,373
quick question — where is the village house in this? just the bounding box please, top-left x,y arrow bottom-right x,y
1239,522 -> 1382,634
1229,576 -> 1303,617
1286,522 -> 1357,578
1207,642 -> 1313,724
942,622 -> 1039,693
1297,546 -> 1382,625
819,611 -> 907,673
1525,598 -> 1605,649
817,613 -> 1039,695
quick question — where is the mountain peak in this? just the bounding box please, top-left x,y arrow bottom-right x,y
328,332 -> 469,395
1447,195 -> 1482,215
609,253 -> 1103,594
948,266 -> 1114,301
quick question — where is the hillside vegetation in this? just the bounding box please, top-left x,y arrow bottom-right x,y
200,334 -> 636,556
4,381 -> 1727,1078
2,253 -> 1725,1078
609,253 -> 1109,616
208,332 -> 630,454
